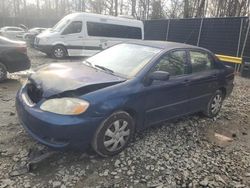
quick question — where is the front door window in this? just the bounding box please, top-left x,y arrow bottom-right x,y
152,50 -> 187,77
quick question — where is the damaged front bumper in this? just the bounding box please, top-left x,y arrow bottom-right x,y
15,88 -> 104,151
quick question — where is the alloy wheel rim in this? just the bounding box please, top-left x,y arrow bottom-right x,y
211,94 -> 222,114
103,120 -> 130,152
54,48 -> 64,58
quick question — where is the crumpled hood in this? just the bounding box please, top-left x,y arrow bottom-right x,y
29,62 -> 125,98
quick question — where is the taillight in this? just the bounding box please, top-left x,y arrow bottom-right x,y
16,46 -> 27,54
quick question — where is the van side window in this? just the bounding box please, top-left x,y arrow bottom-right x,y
62,21 -> 82,35
190,51 -> 214,73
87,22 -> 142,39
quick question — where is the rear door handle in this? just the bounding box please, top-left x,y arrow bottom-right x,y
78,36 -> 83,38
211,74 -> 217,78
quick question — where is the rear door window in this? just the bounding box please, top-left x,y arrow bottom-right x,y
190,51 -> 214,73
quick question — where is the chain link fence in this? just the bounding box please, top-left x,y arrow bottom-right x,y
144,17 -> 250,61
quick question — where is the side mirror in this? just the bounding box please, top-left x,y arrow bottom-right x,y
149,71 -> 170,81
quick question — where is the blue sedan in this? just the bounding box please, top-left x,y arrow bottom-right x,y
16,41 -> 234,157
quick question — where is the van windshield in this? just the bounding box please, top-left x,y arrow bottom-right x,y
86,43 -> 161,78
52,19 -> 70,32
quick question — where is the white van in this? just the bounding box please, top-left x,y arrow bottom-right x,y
34,12 -> 144,58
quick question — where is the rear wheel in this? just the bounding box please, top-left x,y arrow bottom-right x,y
0,63 -> 7,82
204,90 -> 223,118
92,111 -> 135,157
52,45 -> 67,59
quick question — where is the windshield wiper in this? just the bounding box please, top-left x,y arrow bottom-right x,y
94,65 -> 114,74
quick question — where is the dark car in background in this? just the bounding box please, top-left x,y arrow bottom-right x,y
23,28 -> 47,47
16,41 -> 234,157
0,36 -> 30,81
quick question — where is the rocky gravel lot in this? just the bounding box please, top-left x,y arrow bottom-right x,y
0,48 -> 250,188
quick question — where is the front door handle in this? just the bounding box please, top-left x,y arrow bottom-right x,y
182,79 -> 190,84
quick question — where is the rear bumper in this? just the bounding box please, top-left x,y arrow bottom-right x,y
4,54 -> 30,73
16,88 -> 104,151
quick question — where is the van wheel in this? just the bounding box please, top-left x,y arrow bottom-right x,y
52,45 -> 67,59
0,63 -> 7,82
203,90 -> 223,118
92,111 -> 135,157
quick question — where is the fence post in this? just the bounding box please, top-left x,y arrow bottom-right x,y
166,19 -> 170,41
197,18 -> 204,46
236,18 -> 244,72
237,18 -> 244,56
239,17 -> 250,72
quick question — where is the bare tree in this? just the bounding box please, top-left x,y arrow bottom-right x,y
183,0 -> 190,18
131,0 -> 136,17
151,0 -> 164,19
196,0 -> 206,17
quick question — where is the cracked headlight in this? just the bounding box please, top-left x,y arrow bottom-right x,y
40,98 -> 89,115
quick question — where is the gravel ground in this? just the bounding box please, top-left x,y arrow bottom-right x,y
0,48 -> 250,188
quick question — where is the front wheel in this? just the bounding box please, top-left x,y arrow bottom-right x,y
52,45 -> 67,59
0,63 -> 7,82
92,111 -> 135,157
204,90 -> 223,118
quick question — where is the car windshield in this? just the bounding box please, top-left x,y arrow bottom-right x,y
52,19 -> 70,32
86,43 -> 161,78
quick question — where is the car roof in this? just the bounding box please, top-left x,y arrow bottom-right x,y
127,40 -> 208,52
67,12 -> 143,25
2,26 -> 22,29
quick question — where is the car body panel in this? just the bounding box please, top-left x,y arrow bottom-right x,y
16,41 -> 235,151
143,75 -> 191,125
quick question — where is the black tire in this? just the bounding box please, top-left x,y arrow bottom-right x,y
0,62 -> 7,82
92,111 -> 135,157
203,90 -> 223,118
52,45 -> 67,59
